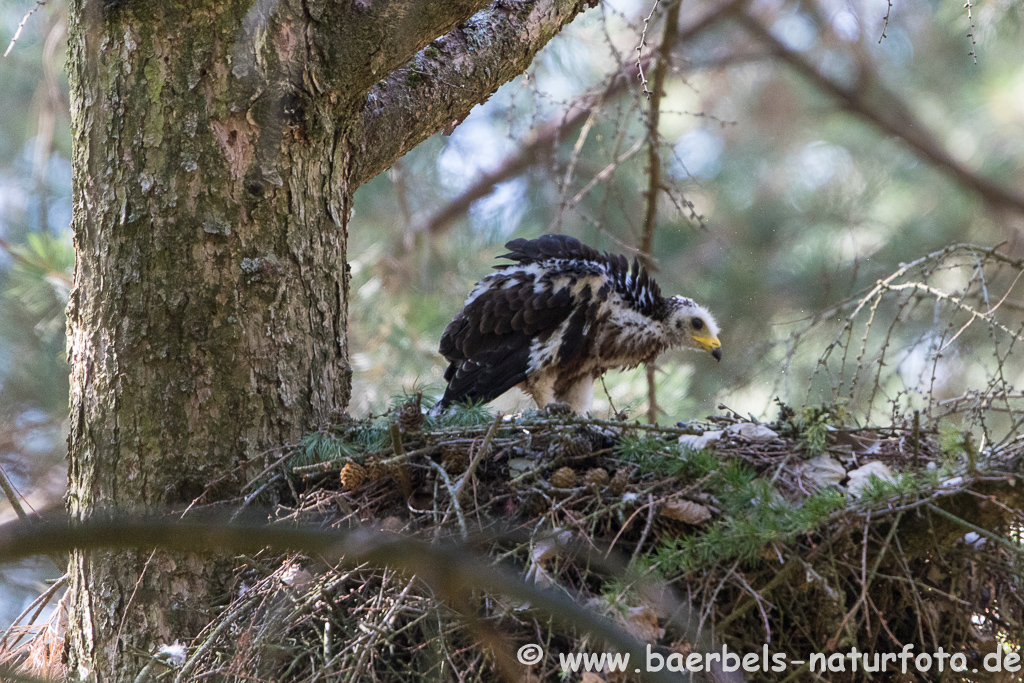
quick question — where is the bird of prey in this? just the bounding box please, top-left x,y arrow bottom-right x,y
435,234 -> 721,413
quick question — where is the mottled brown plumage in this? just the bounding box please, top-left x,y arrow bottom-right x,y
435,235 -> 721,413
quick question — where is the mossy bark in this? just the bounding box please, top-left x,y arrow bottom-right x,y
64,0 -> 593,678
65,1 -> 352,678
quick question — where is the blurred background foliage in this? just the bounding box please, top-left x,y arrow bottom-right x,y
1,0 -> 1023,630
0,0 -> 71,627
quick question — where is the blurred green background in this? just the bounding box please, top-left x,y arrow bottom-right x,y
1,0 -> 1023,625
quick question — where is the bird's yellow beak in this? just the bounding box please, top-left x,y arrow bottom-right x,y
694,335 -> 722,362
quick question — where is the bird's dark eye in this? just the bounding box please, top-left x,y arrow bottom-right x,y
691,318 -> 704,331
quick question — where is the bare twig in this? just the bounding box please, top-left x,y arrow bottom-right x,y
635,0 -> 662,96
428,460 -> 468,538
630,493 -> 657,564
416,61 -> 646,237
568,136 -> 645,207
0,574 -> 66,652
415,0 -> 746,237
827,510 -> 871,649
4,1 -> 46,58
389,422 -> 405,458
878,0 -> 892,43
452,413 -> 502,499
605,496 -> 656,558
638,0 -> 681,423
964,0 -> 978,64
927,503 -> 1020,553
639,0 -> 680,263
0,465 -> 29,522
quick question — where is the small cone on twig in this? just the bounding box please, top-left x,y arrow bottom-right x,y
396,392 -> 424,433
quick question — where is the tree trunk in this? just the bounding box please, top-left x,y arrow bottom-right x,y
64,0 -> 593,679
64,2 -> 352,677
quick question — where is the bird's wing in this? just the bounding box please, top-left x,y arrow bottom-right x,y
438,263 -> 608,408
499,234 -> 605,265
500,234 -> 663,317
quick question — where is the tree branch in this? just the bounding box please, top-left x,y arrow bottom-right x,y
0,515 -> 736,683
418,60 -> 645,237
304,0 -> 494,96
349,0 -> 598,188
639,0 -> 680,425
638,0 -> 679,266
405,0 -> 748,234
736,13 -> 1024,218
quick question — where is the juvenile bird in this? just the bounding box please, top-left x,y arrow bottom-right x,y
435,234 -> 721,413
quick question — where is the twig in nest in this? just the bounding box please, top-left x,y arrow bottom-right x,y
243,446 -> 296,492
0,574 -> 67,652
429,461 -> 468,539
731,570 -> 773,641
174,578 -> 267,682
630,493 -> 656,564
697,560 -> 740,637
605,496 -> 655,558
828,510 -> 872,649
230,474 -> 282,522
453,413 -> 502,499
927,503 -> 1019,552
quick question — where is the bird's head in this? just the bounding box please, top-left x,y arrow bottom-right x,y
665,296 -> 722,361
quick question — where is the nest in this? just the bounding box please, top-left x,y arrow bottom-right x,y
157,399 -> 1024,683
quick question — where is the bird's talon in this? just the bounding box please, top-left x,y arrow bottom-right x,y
544,401 -> 573,416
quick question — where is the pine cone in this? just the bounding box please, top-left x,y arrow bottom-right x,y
584,467 -> 610,489
365,462 -> 388,482
396,400 -> 424,433
340,461 -> 367,490
566,434 -> 592,458
524,492 -> 548,516
442,445 -> 468,474
547,433 -> 593,460
608,469 -> 629,495
550,466 -> 577,489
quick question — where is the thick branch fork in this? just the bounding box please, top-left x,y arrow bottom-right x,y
351,0 -> 598,187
